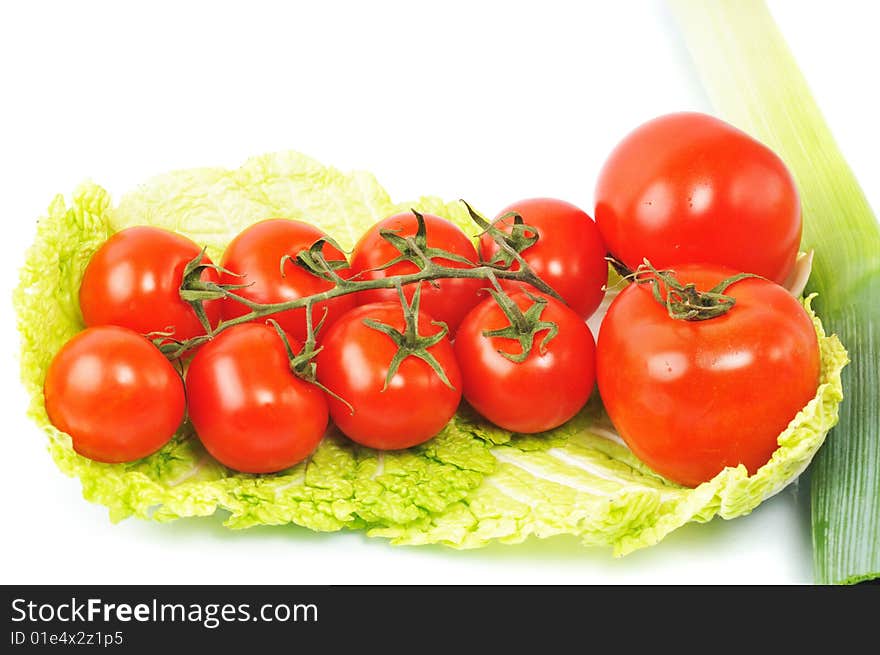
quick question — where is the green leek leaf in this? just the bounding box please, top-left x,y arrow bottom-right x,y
671,0 -> 880,584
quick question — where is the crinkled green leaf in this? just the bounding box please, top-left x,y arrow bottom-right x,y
15,152 -> 847,555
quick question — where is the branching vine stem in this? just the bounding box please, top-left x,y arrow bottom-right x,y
172,204 -> 563,360
203,257 -> 556,327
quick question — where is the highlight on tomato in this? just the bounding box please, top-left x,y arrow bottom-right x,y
349,211 -> 484,335
454,290 -> 596,434
315,299 -> 462,450
43,325 -> 186,463
218,218 -> 356,343
479,198 -> 608,319
594,112 -> 802,284
79,226 -> 221,341
186,322 -> 329,474
596,263 -> 820,487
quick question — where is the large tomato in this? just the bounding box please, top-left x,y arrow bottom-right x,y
479,198 -> 608,318
454,291 -> 596,434
186,323 -> 328,474
594,112 -> 801,284
315,302 -> 462,449
349,213 -> 484,335
218,219 -> 355,343
43,326 -> 186,463
596,264 -> 820,487
79,226 -> 220,340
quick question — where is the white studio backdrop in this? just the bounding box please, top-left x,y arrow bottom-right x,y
0,0 -> 876,584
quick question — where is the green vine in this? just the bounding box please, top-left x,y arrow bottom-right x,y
169,204 -> 567,387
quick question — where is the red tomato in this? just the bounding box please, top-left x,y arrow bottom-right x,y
315,302 -> 462,449
218,219 -> 355,343
596,264 -> 820,487
479,198 -> 608,318
454,292 -> 596,433
349,213 -> 483,335
594,112 -> 801,284
79,226 -> 220,341
186,323 -> 328,474
43,326 -> 185,463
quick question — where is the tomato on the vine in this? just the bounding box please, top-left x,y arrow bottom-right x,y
44,326 -> 186,463
349,212 -> 484,335
454,291 -> 596,434
315,302 -> 462,449
79,226 -> 220,341
596,264 -> 820,487
186,323 -> 328,474
594,112 -> 802,284
479,198 -> 608,318
218,219 -> 355,343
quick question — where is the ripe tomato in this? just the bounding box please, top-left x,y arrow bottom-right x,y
79,226 -> 220,341
596,264 -> 820,487
315,302 -> 462,449
479,198 -> 608,319
349,212 -> 483,335
218,219 -> 355,343
594,112 -> 801,284
186,323 -> 328,474
454,292 -> 596,434
43,326 -> 185,463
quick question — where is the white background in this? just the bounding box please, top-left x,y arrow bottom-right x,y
1,0 -> 877,584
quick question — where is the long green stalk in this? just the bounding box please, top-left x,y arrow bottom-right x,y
669,0 -> 880,584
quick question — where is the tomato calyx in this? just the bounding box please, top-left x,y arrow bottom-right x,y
632,260 -> 763,321
374,209 -> 476,273
462,200 -> 542,271
362,284 -> 455,391
481,289 -> 559,363
178,248 -> 252,331
287,235 -> 353,285
146,328 -> 211,360
266,310 -> 354,412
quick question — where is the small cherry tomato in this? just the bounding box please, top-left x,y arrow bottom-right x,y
454,291 -> 596,433
316,302 -> 462,449
79,226 -> 220,341
185,323 -> 328,474
479,198 -> 608,318
44,326 -> 186,463
349,212 -> 484,335
218,219 -> 355,343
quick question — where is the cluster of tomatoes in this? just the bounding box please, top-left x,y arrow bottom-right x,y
44,198 -> 605,474
44,112 -> 823,488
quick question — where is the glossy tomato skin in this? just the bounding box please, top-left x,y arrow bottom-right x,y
596,264 -> 820,487
594,112 -> 801,284
43,326 -> 185,463
315,302 -> 462,449
218,219 -> 355,343
479,198 -> 608,319
80,226 -> 220,341
454,292 -> 596,434
186,323 -> 328,474
349,213 -> 484,335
